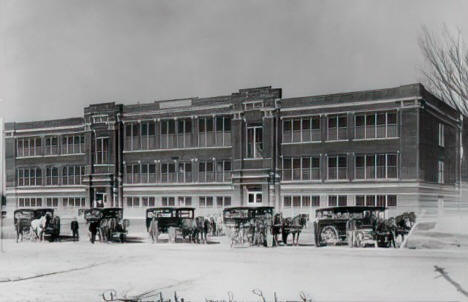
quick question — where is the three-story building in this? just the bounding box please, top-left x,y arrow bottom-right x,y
2,83 -> 462,219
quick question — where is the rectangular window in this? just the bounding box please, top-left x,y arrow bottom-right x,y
283,120 -> 292,143
328,195 -> 338,207
355,155 -> 365,179
199,196 -> 206,208
366,195 -> 376,207
302,196 -> 311,207
95,138 -> 109,164
338,195 -> 347,206
387,195 -> 397,207
247,126 -> 263,158
438,123 -> 445,147
283,196 -> 291,207
327,115 -> 347,141
387,112 -> 397,137
387,154 -> 398,178
356,195 -> 365,206
293,196 -> 301,207
377,195 -> 386,207
311,196 -> 320,207
438,161 -> 444,184
355,111 -> 398,139
355,115 -> 365,139
355,153 -> 398,180
327,155 -> 347,180
44,136 -> 58,155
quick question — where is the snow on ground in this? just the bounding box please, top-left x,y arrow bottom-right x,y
0,235 -> 467,302
406,212 -> 468,250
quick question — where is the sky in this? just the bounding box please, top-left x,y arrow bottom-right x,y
0,0 -> 467,122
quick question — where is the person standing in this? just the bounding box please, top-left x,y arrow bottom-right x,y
89,221 -> 98,244
71,217 -> 79,241
149,216 -> 159,243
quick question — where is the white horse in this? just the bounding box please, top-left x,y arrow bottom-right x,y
30,215 -> 47,241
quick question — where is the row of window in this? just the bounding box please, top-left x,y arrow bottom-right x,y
16,135 -> 85,157
16,166 -> 85,187
282,111 -> 398,143
283,194 -> 398,208
125,196 -> 232,208
124,116 -> 232,151
282,153 -> 398,181
17,197 -> 86,208
125,160 -> 232,184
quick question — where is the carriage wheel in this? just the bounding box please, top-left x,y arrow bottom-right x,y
320,226 -> 339,246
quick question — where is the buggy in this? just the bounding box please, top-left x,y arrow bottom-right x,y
314,206 -> 386,247
146,207 -> 195,242
14,208 -> 60,242
84,208 -> 129,243
223,206 -> 274,247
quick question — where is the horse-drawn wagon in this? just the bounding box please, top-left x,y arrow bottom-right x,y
84,208 -> 129,243
223,206 -> 274,247
14,208 -> 60,242
314,206 -> 386,247
146,207 -> 196,243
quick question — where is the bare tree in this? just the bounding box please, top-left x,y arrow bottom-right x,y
418,25 -> 468,115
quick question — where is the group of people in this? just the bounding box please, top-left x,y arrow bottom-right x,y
148,214 -> 224,244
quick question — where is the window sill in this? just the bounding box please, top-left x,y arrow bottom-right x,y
324,179 -> 350,182
281,180 -> 322,183
352,137 -> 399,141
281,141 -> 322,145
325,139 -> 349,143
351,178 -> 399,182
123,146 -> 232,153
16,153 -> 86,159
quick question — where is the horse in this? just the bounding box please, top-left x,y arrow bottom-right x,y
282,214 -> 308,246
15,218 -> 31,243
272,213 -> 283,246
394,212 -> 415,242
30,215 -> 47,241
190,216 -> 206,244
46,216 -> 61,242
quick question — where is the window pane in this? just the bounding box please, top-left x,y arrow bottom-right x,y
199,118 -> 205,132
183,119 -> 191,133
355,115 -> 365,127
206,118 -> 213,131
216,117 -> 224,131
148,123 -> 155,135
328,117 -> 337,128
293,120 -> 301,131
387,112 -> 397,124
366,195 -> 376,206
338,116 -> 347,127
224,117 -> 231,131
168,120 -> 175,134
356,195 -> 365,206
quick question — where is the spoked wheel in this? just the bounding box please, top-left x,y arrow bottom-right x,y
320,226 -> 339,246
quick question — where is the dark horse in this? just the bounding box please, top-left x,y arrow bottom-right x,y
282,214 -> 308,246
45,215 -> 61,242
394,212 -> 416,242
189,216 -> 209,244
